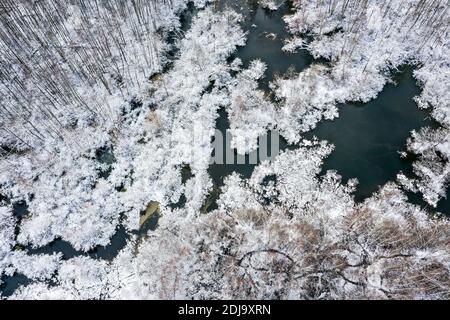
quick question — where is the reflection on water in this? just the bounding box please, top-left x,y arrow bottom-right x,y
203,0 -> 311,211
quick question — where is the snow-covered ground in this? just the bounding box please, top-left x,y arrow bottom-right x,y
8,144 -> 450,299
277,0 -> 450,207
0,0 -> 449,299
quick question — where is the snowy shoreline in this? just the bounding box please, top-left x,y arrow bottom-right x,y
1,0 -> 449,299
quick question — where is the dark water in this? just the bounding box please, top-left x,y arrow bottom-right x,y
437,192 -> 450,214
1,0 -> 443,297
23,225 -> 129,260
96,147 -> 116,179
221,0 -> 313,90
206,108 -> 293,211
0,2 -> 203,297
12,202 -> 29,219
206,1 -> 439,213
166,2 -> 199,61
138,213 -> 160,235
0,229 -> 130,297
0,274 -> 31,298
204,0 -> 308,211
304,67 -> 440,203
1,147 -> 128,297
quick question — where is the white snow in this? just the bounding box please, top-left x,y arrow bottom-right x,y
1,0 -> 449,300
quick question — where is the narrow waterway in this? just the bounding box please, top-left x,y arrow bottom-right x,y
304,66 -> 441,203
0,147 -> 130,297
205,0 -> 442,213
223,0 -> 314,90
1,0 -> 445,297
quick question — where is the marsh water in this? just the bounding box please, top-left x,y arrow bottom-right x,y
224,0 -> 314,90
206,1 -> 446,212
303,67 -> 440,202
1,0 -> 447,297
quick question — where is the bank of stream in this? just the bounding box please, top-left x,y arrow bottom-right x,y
205,1 -> 444,214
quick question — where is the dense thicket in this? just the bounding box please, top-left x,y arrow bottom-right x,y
0,0 -> 183,152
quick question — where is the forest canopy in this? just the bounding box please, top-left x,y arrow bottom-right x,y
0,0 -> 449,300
